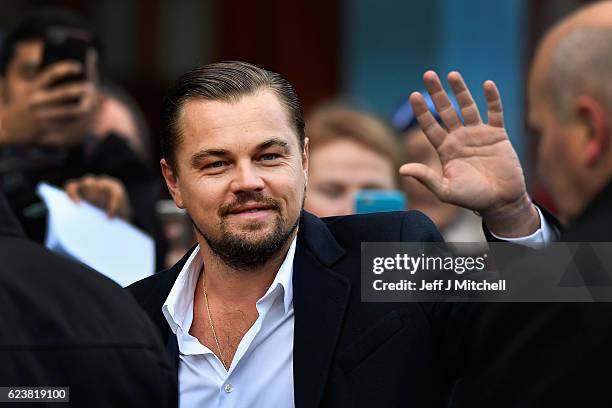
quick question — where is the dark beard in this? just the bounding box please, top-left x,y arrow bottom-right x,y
191,192 -> 302,270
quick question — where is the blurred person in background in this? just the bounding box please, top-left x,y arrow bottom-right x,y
94,82 -> 154,162
0,8 -> 166,269
304,101 -> 405,217
392,92 -> 485,242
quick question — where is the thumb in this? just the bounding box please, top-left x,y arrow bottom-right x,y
399,163 -> 448,201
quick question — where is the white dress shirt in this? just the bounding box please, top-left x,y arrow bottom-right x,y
162,238 -> 297,408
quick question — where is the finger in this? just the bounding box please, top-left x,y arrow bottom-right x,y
64,181 -> 81,203
33,95 -> 92,121
423,71 -> 462,131
30,83 -> 89,108
77,176 -> 101,204
409,92 -> 447,148
99,179 -> 121,218
34,62 -> 83,89
399,162 -> 449,201
447,71 -> 482,126
484,80 -> 504,128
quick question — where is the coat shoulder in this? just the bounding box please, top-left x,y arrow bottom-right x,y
321,210 -> 443,243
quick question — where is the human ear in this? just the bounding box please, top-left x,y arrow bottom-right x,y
160,158 -> 185,208
575,96 -> 607,167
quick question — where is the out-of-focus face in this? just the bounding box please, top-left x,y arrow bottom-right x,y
304,138 -> 395,217
528,53 -> 586,221
161,90 -> 308,267
528,94 -> 585,221
2,40 -> 42,103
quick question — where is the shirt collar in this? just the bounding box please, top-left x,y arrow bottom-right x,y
162,246 -> 202,334
259,237 -> 295,314
162,236 -> 296,334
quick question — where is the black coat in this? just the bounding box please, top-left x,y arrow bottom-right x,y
0,192 -> 177,407
128,210 -> 472,407
449,183 -> 612,407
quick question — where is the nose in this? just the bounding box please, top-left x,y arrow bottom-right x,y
229,161 -> 265,194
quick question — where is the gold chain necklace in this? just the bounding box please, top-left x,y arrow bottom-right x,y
202,272 -> 229,371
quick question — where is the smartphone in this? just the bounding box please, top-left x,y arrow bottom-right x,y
355,189 -> 407,214
41,26 -> 92,88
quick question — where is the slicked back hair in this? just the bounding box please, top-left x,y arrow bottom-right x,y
161,61 -> 305,172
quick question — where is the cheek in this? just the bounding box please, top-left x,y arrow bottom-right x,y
537,131 -> 558,174
304,195 -> 333,217
181,178 -> 223,214
269,168 -> 306,209
305,192 -> 352,217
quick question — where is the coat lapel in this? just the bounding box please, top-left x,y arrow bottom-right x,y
132,247 -> 194,377
293,212 -> 349,408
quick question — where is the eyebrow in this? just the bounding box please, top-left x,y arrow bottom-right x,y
189,138 -> 291,168
255,138 -> 290,152
190,148 -> 230,168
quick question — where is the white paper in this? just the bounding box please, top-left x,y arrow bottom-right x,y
37,182 -> 154,287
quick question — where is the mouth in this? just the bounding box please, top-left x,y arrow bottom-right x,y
225,203 -> 277,221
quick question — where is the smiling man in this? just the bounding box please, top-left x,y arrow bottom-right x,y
128,61 -> 553,407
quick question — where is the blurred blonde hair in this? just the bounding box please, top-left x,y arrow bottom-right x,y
306,101 -> 405,186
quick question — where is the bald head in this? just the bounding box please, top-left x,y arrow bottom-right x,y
530,1 -> 612,118
529,0 -> 612,133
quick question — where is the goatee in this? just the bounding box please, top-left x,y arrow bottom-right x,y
191,192 -> 302,270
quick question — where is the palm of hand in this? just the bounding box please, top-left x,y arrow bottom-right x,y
437,125 -> 525,211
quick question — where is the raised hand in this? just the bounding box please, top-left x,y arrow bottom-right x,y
0,52 -> 99,148
400,71 -> 540,237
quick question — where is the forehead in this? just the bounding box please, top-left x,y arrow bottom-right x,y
527,34 -> 559,121
176,90 -> 298,152
309,138 -> 394,182
9,39 -> 43,67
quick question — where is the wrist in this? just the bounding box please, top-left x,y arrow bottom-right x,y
480,194 -> 541,238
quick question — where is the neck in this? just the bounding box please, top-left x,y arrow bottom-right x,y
195,231 -> 296,305
566,173 -> 612,222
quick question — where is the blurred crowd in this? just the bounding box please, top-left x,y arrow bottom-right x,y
0,8 -> 486,276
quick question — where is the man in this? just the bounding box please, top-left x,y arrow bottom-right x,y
128,60 -> 554,407
304,102 -> 404,217
0,192 -> 177,407
0,8 -> 166,268
445,2 -> 612,406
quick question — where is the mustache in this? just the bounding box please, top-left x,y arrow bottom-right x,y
218,191 -> 282,217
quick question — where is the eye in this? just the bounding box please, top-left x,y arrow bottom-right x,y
260,153 -> 279,161
207,161 -> 226,169
317,186 -> 343,200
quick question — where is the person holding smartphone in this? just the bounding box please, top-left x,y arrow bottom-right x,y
0,8 -> 167,270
